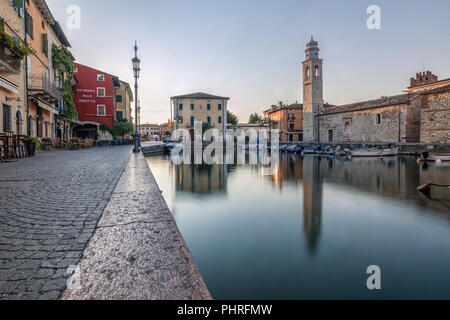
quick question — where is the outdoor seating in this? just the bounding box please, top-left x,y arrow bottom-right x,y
40,138 -> 53,151
1,132 -> 18,162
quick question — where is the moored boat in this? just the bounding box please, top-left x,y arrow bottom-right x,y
419,152 -> 450,163
351,148 -> 398,157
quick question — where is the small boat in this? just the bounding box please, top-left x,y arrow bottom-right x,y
304,146 -> 319,154
351,148 -> 398,157
418,152 -> 450,163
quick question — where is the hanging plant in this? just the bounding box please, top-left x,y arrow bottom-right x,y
0,28 -> 35,57
52,44 -> 78,121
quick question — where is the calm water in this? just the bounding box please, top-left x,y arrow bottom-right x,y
146,154 -> 450,299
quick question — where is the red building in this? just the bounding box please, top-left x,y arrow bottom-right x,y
72,63 -> 120,139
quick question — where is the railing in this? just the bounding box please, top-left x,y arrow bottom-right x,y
288,128 -> 301,132
28,74 -> 61,103
0,43 -> 21,74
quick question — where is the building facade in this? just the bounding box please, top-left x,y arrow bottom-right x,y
139,123 -> 161,141
1,0 -> 71,140
1,0 -> 26,136
171,92 -> 229,138
114,80 -> 133,122
300,39 -> 450,144
72,62 -> 120,139
264,102 -> 303,142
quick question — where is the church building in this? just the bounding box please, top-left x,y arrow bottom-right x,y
301,38 -> 450,144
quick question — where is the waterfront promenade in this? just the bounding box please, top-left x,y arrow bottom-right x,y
0,147 -> 210,300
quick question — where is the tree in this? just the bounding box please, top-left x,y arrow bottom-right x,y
112,121 -> 134,138
227,111 -> 238,129
202,121 -> 212,134
248,113 -> 262,124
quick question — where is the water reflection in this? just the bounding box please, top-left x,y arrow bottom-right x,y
147,153 -> 450,299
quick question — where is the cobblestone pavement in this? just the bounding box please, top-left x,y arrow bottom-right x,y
0,146 -> 131,300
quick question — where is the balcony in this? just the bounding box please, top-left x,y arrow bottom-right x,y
0,43 -> 21,74
28,74 -> 61,104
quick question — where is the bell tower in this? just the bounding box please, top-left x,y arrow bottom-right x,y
302,37 -> 323,142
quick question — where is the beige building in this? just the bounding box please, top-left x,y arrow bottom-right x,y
1,0 -> 27,135
0,0 -> 72,139
171,92 -> 229,138
114,80 -> 133,122
264,102 -> 304,142
139,123 -> 161,141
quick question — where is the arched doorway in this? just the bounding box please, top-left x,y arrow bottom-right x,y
73,124 -> 99,140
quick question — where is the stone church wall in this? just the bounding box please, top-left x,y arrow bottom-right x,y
420,90 -> 450,143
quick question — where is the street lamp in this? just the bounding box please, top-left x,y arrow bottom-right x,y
132,41 -> 141,153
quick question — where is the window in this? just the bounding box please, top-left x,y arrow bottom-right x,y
314,65 -> 320,77
25,11 -> 33,39
42,34 -> 48,57
97,87 -> 105,97
116,111 -> 123,120
218,116 -> 222,124
97,74 -> 105,81
328,130 -> 333,143
178,116 -> 183,123
298,133 -> 303,141
207,103 -> 211,110
116,95 -> 123,103
179,103 -> 183,110
2,104 -> 12,132
207,116 -> 211,124
11,0 -> 24,18
376,114 -> 381,124
190,116 -> 195,126
190,103 -> 194,110
305,66 -> 310,80
218,104 -> 222,111
74,67 -> 78,73
42,21 -> 45,29
344,121 -> 351,136
97,105 -> 106,116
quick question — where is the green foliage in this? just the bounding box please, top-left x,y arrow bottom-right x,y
227,110 -> 239,129
248,112 -> 262,124
52,44 -> 77,121
99,124 -> 110,133
29,136 -> 41,151
0,27 -> 35,57
111,121 -> 134,138
202,122 -> 212,133
164,131 -> 171,136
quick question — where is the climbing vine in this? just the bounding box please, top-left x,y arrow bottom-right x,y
52,44 -> 78,121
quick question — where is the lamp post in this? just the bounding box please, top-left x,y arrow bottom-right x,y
132,41 -> 141,153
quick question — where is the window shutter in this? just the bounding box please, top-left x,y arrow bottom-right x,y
42,34 -> 48,57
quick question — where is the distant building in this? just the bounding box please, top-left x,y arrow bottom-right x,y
264,101 -> 304,142
140,123 -> 161,141
171,92 -> 229,138
300,38 -> 450,144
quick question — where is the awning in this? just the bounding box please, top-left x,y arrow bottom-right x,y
0,77 -> 19,94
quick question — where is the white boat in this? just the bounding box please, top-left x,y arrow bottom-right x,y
351,148 -> 398,157
420,153 -> 450,162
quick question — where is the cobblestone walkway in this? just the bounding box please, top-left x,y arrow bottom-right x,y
0,146 -> 131,299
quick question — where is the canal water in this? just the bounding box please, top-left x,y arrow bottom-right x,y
146,154 -> 450,299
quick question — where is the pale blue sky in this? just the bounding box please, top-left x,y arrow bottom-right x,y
46,0 -> 450,124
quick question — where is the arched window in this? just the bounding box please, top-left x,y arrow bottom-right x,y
376,114 -> 381,124
314,65 -> 320,77
305,66 -> 310,80
344,121 -> 351,136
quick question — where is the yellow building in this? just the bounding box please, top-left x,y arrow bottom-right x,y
1,0 -> 72,139
263,101 -> 304,142
114,80 -> 133,122
171,92 -> 229,138
0,0 -> 27,135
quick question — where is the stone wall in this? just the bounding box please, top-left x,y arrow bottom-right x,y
420,90 -> 450,144
318,104 -> 409,143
